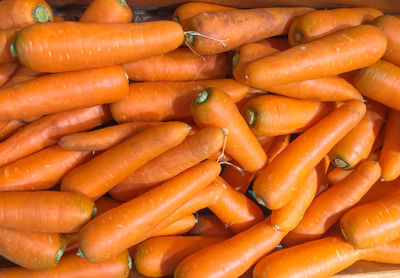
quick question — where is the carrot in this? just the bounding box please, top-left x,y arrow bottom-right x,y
189,214 -> 234,237
380,109 -> 400,181
0,145 -> 92,192
207,149 -> 232,162
79,160 -> 220,263
14,21 -> 183,73
0,0 -> 53,31
58,122 -> 160,151
124,48 -> 226,81
0,251 -> 131,278
2,66 -> 42,88
111,79 -> 251,122
80,0 -> 132,23
289,8 -> 383,46
364,238 -> 400,264
109,127 -> 224,199
243,95 -> 336,136
372,15 -> 400,66
0,120 -> 25,141
329,100 -> 387,169
358,178 -> 400,205
184,7 -> 314,55
54,15 -> 63,22
0,228 -> 66,270
0,61 -> 19,87
0,30 -> 18,64
245,25 -> 387,88
220,161 -> 255,193
253,100 -> 366,210
0,105 -> 110,167
327,167 -> 353,185
267,134 -> 290,163
152,214 -> 197,237
372,124 -> 385,152
174,217 -> 286,278
258,37 -> 291,51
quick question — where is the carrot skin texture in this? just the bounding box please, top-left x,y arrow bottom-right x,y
364,238 -> 400,264
152,214 -> 196,237
267,134 -> 290,163
2,66 -> 42,88
0,61 -> 19,87
0,120 -> 25,141
80,0 -> 132,23
327,167 -> 353,185
380,109 -> 400,181
189,215 -> 234,237
372,15 -> 400,66
253,101 -> 366,210
0,30 -> 18,63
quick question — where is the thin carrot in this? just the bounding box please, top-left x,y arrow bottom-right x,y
189,214 -> 234,237
372,15 -> 400,66
289,8 -> 383,45
152,214 -> 197,237
380,109 -> 400,181
80,0 -> 132,23
2,66 -> 42,88
14,21 -> 183,73
327,167 -> 353,185
207,149 -> 232,162
253,100 -> 366,210
0,61 -> 19,87
111,79 -> 251,122
0,120 -> 25,141
0,30 -> 18,64
0,105 -> 110,167
267,134 -> 290,163
79,160 -> 221,263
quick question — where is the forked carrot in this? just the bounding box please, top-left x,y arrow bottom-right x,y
267,134 -> 290,163
0,30 -> 18,63
152,214 -> 197,237
327,167 -> 353,185
0,120 -> 25,141
372,15 -> 400,66
189,214 -> 234,237
2,66 -> 42,88
380,109 -> 400,181
0,61 -> 19,87
80,0 -> 132,23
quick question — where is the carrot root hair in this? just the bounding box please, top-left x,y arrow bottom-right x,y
184,31 -> 229,47
217,128 -> 229,163
33,5 -> 52,23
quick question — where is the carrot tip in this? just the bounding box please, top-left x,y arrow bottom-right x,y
194,90 -> 209,104
332,157 -> 350,169
33,5 -> 52,23
77,248 -> 86,259
232,53 -> 240,67
244,108 -> 256,126
117,0 -> 129,8
128,255 -> 132,270
184,31 -> 195,45
249,190 -> 266,207
292,28 -> 305,45
10,43 -> 17,57
56,244 -> 66,264
92,206 -> 97,219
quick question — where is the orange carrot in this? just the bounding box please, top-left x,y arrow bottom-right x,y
358,178 -> 400,205
0,120 -> 25,141
111,79 -> 251,122
152,214 -> 197,237
189,214 -> 234,237
220,161 -> 255,193
2,66 -> 42,88
253,100 -> 366,210
0,105 -> 110,167
258,37 -> 291,51
289,8 -> 383,45
53,15 -> 63,22
79,160 -> 221,263
372,124 -> 385,152
380,109 -> 400,181
267,134 -> 290,163
0,30 -> 18,64
372,15 -> 400,66
327,167 -> 353,185
124,48 -> 226,81
14,21 -> 183,73
80,0 -> 132,23
0,61 -> 19,87
364,238 -> 400,264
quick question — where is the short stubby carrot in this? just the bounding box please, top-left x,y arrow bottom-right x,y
78,160 -> 221,263
327,167 -> 353,185
0,30 -> 18,63
0,120 -> 25,141
245,25 -> 387,88
0,191 -> 94,233
380,109 -> 400,181
80,0 -> 132,23
289,8 -> 383,45
152,214 -> 197,237
124,48 -> 226,81
0,61 -> 19,87
14,21 -> 183,73
372,15 -> 400,66
189,214 -> 234,237
2,66 -> 42,88
253,100 -> 366,210
111,79 -> 250,122
267,134 -> 290,163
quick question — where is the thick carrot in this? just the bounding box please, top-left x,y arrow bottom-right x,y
380,109 -> 400,181
2,66 -> 42,88
327,167 -> 353,185
0,120 -> 25,141
0,105 -> 110,167
189,214 -> 234,237
0,145 -> 92,192
0,30 -> 18,64
253,100 -> 366,210
80,0 -> 132,23
289,8 -> 383,46
58,122 -> 160,151
135,236 -> 225,277
245,25 -> 387,88
152,214 -> 197,237
372,15 -> 400,66
243,95 -> 336,136
111,79 -> 251,122
0,251 -> 131,278
0,65 -> 128,121
329,100 -> 387,169
0,0 -> 53,31
192,87 -> 267,172
184,7 -> 314,55
109,127 -> 224,199
14,21 -> 183,73
0,228 -> 66,270
174,217 -> 286,278
0,61 -> 19,87
62,122 -> 190,200
124,48 -> 226,81
267,134 -> 290,163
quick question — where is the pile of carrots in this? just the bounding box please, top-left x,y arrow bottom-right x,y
0,0 -> 400,277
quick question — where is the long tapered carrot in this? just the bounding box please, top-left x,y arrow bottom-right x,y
0,65 -> 128,121
2,66 -> 42,88
0,120 -> 25,141
62,122 -> 190,200
124,48 -> 226,81
79,160 -> 221,263
184,7 -> 314,55
152,214 -> 197,237
372,15 -> 400,66
329,100 -> 387,169
174,217 -> 286,278
0,30 -> 18,64
0,105 -> 110,167
245,25 -> 387,88
109,127 -> 224,199
111,79 -> 251,122
189,214 -> 234,237
380,109 -> 400,181
135,236 -> 226,277
289,8 -> 383,46
0,61 -> 19,87
0,228 -> 66,270
14,21 -> 183,73
267,134 -> 290,163
253,101 -> 366,210
80,0 -> 132,23
327,167 -> 353,185
0,0 -> 53,31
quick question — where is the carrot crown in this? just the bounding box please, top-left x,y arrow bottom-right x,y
232,53 -> 240,67
33,5 -> 52,23
92,206 -> 98,219
10,43 -> 17,57
56,244 -> 66,264
117,0 -> 129,8
194,89 -> 210,104
292,28 -> 305,45
332,157 -> 350,169
244,108 -> 256,126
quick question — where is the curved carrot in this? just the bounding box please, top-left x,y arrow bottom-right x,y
135,236 -> 225,277
243,95 -> 336,136
245,25 -> 387,88
253,100 -> 366,210
327,167 -> 353,185
0,120 -> 25,141
124,48 -> 226,81
267,134 -> 290,163
0,30 -> 18,64
152,214 -> 197,237
0,105 -> 110,167
79,160 -> 221,263
111,79 -> 251,122
0,61 -> 19,87
372,15 -> 400,66
62,122 -> 190,200
0,0 -> 53,31
174,217 -> 286,278
189,214 -> 234,237
80,0 -> 132,23
380,109 -> 400,181
329,100 -> 387,169
14,21 -> 183,73
289,8 -> 383,45
2,66 -> 42,88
